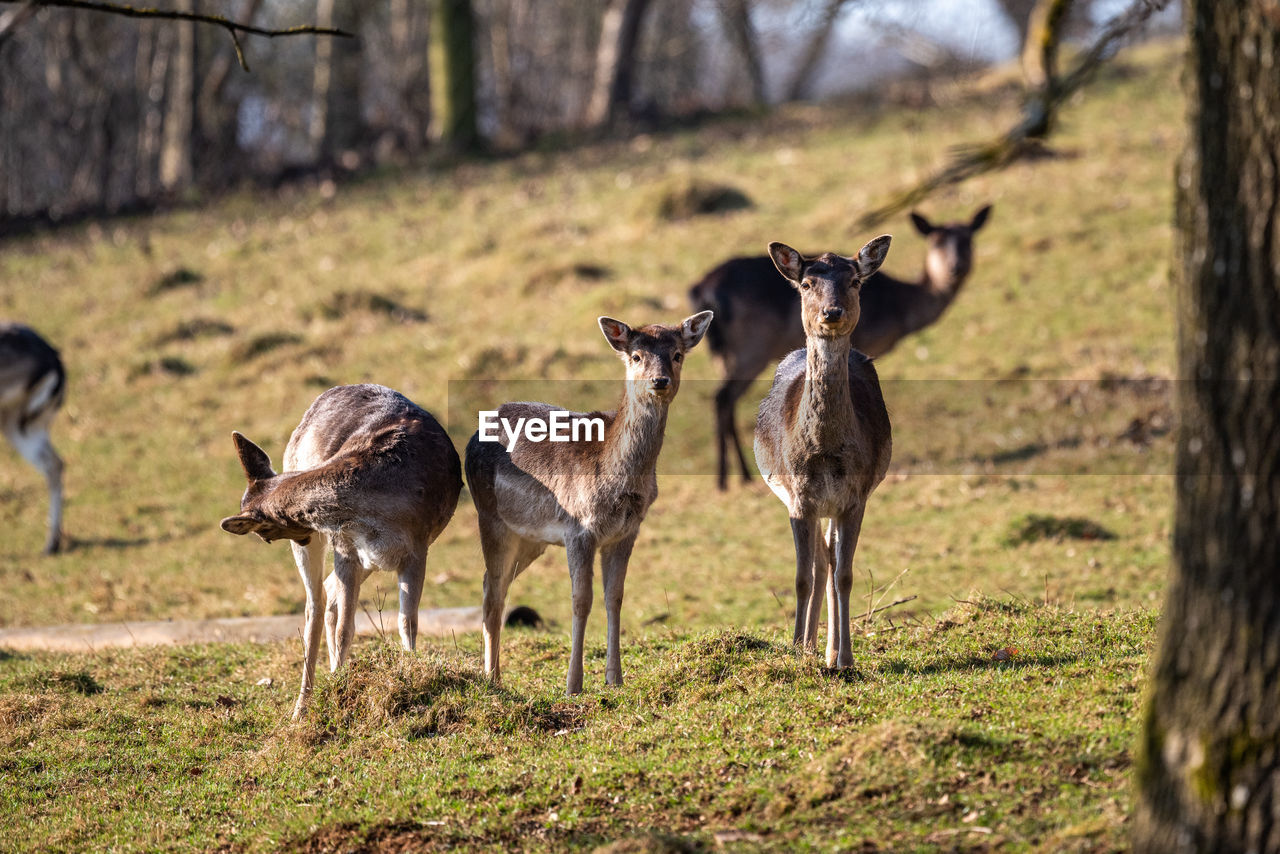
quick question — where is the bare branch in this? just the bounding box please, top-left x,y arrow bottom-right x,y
856,0 -> 1173,229
6,0 -> 354,71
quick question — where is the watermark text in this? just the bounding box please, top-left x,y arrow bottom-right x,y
478,410 -> 606,451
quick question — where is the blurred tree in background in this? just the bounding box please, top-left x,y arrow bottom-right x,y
0,0 -> 1175,227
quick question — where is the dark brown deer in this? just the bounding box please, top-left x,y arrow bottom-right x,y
690,205 -> 990,488
220,384 -> 462,719
754,238 -> 893,669
1,323 -> 66,554
465,311 -> 713,695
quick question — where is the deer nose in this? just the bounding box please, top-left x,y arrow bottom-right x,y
821,307 -> 845,322
651,377 -> 671,391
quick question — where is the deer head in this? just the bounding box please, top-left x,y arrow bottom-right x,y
219,432 -> 313,544
768,236 -> 891,338
598,311 -> 714,403
911,204 -> 991,291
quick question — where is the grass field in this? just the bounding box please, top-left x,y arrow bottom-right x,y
0,39 -> 1181,851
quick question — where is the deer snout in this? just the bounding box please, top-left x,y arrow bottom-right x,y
821,306 -> 845,323
651,376 -> 671,391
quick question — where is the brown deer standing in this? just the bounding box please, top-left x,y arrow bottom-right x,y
465,311 -> 713,695
220,384 -> 462,719
690,205 -> 990,488
754,238 -> 893,669
1,323 -> 66,554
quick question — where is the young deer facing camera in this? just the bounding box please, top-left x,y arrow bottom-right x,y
690,205 -> 990,488
0,323 -> 66,555
465,311 -> 713,695
754,238 -> 893,669
220,384 -> 462,719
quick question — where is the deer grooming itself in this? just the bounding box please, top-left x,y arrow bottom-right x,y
465,311 -> 713,695
220,384 -> 462,719
1,323 -> 67,554
754,238 -> 893,669
690,205 -> 990,489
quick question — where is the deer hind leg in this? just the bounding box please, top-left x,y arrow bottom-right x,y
327,539 -> 364,672
565,535 -> 598,696
828,505 -> 867,669
8,426 -> 64,554
714,377 -> 756,490
789,517 -> 820,649
600,534 -> 637,686
478,514 -> 519,684
290,536 -> 327,720
396,549 -> 427,652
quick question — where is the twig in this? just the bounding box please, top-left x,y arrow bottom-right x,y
856,0 -> 1173,228
862,595 -> 918,621
11,0 -> 354,71
361,603 -> 387,643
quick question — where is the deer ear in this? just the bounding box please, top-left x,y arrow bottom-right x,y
232,431 -> 275,482
598,316 -> 633,353
970,204 -> 992,231
220,514 -> 260,536
909,212 -> 934,236
855,235 -> 892,278
767,242 -> 805,284
680,310 -> 714,351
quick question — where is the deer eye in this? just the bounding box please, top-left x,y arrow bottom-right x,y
672,353 -> 683,363
631,353 -> 641,363
800,280 -> 812,290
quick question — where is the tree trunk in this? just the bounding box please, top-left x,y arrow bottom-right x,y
1021,0 -> 1073,91
999,0 -> 1092,62
785,0 -> 853,102
159,0 -> 194,192
391,0 -> 430,153
429,0 -> 479,151
719,0 -> 765,107
310,0 -> 336,161
1133,4 -> 1280,852
583,0 -> 653,129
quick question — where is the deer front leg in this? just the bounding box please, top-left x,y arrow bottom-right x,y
10,429 -> 64,555
829,505 -> 866,669
601,534 -> 637,686
790,517 -> 819,649
290,538 -> 327,720
807,521 -> 832,650
397,550 -> 427,652
565,535 -> 597,696
39,439 -> 64,555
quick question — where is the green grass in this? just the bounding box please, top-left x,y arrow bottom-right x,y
0,598 -> 1154,852
0,40 -> 1183,850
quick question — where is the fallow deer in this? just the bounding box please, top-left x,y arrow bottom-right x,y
690,205 -> 991,488
465,311 -> 714,695
1,323 -> 66,554
220,383 -> 462,719
754,238 -> 893,669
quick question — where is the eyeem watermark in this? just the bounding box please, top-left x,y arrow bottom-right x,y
478,410 -> 606,451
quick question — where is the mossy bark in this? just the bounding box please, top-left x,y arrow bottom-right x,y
1133,3 -> 1280,851
428,0 -> 479,151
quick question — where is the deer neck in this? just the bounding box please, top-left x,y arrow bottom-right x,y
256,470 -> 333,529
796,334 -> 854,449
602,389 -> 670,482
898,270 -> 957,334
